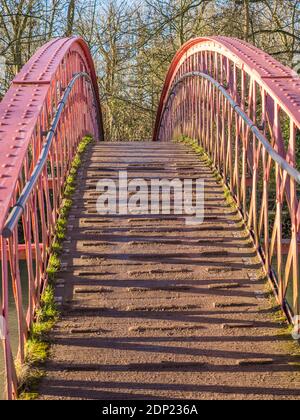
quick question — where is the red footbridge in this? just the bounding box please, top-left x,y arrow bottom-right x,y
0,36 -> 300,400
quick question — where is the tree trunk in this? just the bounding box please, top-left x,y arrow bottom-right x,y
244,0 -> 250,42
66,0 -> 76,36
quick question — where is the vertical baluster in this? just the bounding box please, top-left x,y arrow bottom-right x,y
290,122 -> 300,320
1,236 -> 17,400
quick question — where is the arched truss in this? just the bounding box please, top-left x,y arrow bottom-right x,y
0,37 -> 104,399
154,37 -> 300,326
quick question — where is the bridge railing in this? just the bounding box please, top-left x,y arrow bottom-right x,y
0,37 -> 103,399
154,37 -> 300,328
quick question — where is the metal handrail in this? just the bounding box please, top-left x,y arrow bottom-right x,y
159,71 -> 300,185
2,72 -> 100,238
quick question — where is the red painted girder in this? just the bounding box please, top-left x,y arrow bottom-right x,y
0,37 -> 103,232
154,36 -> 300,140
0,244 -> 43,260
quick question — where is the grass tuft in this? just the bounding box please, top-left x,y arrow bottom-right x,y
18,285 -> 58,399
18,135 -> 93,400
175,134 -> 300,357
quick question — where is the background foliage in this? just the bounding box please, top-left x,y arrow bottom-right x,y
0,0 -> 299,140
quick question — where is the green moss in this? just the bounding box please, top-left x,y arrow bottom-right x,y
39,286 -> 59,322
64,184 -> 75,197
18,368 -> 45,401
214,173 -> 223,183
47,254 -> 61,281
223,187 -> 237,208
18,286 -> 57,399
176,136 -> 238,208
20,392 -> 40,401
17,136 -> 94,400
31,320 -> 56,339
177,135 -> 300,358
26,341 -> 49,364
57,217 -> 68,229
265,286 -> 300,357
206,158 -> 213,167
51,241 -> 62,254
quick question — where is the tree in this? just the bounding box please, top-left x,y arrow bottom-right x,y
66,0 -> 76,36
0,0 -> 299,135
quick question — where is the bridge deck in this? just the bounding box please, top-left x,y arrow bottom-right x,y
39,142 -> 300,400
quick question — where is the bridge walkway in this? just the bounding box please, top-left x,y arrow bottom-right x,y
38,142 -> 300,400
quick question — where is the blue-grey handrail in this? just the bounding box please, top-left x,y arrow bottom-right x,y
159,71 -> 300,185
2,72 -> 101,238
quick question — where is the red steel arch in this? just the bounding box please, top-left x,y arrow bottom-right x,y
154,37 -> 300,329
0,37 -> 104,399
0,37 -> 103,229
154,36 -> 300,141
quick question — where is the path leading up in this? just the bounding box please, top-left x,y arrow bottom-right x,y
39,142 -> 300,400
